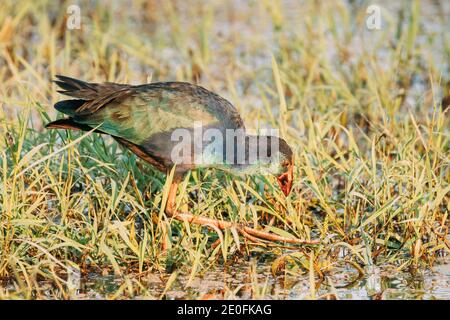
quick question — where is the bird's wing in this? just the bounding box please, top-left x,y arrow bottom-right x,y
54,76 -> 245,146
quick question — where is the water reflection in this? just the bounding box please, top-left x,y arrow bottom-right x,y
58,258 -> 450,300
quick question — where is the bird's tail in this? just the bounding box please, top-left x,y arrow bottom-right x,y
45,118 -> 97,132
53,99 -> 85,116
53,75 -> 100,100
52,75 -> 133,115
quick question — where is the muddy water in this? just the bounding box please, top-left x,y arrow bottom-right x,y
61,258 -> 450,300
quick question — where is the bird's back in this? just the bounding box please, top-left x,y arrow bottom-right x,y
50,76 -> 245,173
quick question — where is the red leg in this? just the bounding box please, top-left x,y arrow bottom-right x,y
163,180 -> 318,245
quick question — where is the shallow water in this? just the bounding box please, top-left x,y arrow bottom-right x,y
55,258 -> 450,300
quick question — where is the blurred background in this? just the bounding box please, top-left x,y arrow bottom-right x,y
1,0 -> 449,132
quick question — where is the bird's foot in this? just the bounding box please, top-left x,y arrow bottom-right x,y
165,209 -> 319,245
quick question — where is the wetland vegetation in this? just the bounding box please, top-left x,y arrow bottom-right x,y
0,0 -> 449,299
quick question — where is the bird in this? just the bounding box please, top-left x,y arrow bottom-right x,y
46,75 -> 314,244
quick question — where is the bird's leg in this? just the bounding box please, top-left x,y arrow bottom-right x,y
160,180 -> 180,251
164,180 -> 318,245
165,180 -> 180,217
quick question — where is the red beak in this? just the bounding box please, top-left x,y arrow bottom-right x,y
277,164 -> 293,196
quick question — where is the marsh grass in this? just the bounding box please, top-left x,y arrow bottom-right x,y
0,0 -> 449,299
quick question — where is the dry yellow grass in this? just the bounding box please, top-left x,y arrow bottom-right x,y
0,0 -> 449,299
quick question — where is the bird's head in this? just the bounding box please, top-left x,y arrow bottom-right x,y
276,158 -> 294,196
252,136 -> 294,197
